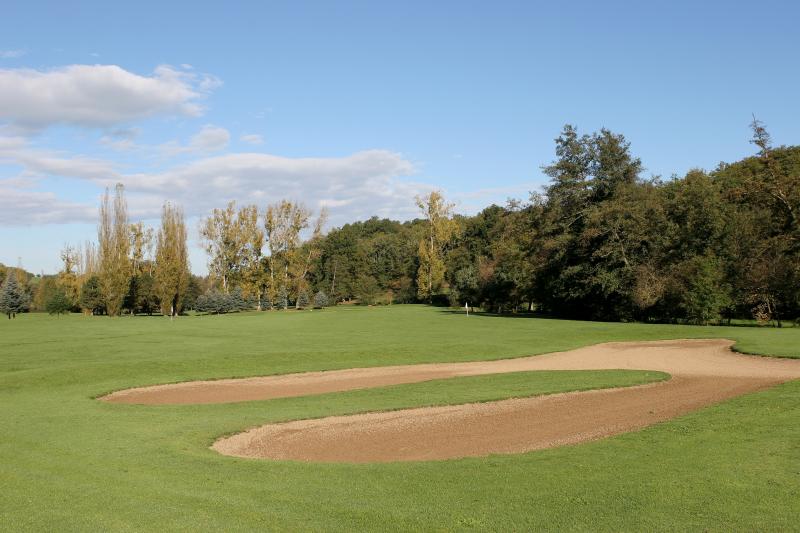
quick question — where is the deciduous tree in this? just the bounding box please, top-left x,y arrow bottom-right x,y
201,202 -> 263,296
415,191 -> 457,302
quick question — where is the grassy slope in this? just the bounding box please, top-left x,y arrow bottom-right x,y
1,305 -> 799,531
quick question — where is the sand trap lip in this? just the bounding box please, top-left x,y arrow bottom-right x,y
102,339 -> 800,463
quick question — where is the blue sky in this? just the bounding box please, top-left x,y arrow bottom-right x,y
1,0 -> 798,274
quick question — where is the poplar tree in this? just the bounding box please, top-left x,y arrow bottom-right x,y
57,245 -> 81,309
154,203 -> 190,318
82,241 -> 99,277
14,259 -> 28,288
129,222 -> 154,275
78,241 -> 100,315
98,184 -> 132,316
415,191 -> 457,302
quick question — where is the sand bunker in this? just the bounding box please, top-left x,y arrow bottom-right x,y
103,339 -> 800,462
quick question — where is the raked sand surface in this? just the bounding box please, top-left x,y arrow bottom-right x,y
103,339 -> 800,462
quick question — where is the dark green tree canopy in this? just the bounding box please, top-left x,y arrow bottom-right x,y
46,288 -> 72,316
1,275 -> 30,319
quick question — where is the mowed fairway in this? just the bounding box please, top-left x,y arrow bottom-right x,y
2,306 -> 800,531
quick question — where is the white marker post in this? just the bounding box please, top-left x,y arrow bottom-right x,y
465,302 -> 469,316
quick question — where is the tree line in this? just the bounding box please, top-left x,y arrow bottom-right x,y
3,119 -> 797,325
294,120 -> 796,326
3,185 -> 194,318
453,120 -> 797,325
313,120 -> 797,325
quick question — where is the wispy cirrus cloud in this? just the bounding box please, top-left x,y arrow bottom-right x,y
240,133 -> 264,145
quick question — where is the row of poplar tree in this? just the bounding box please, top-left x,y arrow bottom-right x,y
2,186 -> 191,318
4,119 -> 797,324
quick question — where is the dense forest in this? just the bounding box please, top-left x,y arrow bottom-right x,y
2,120 -> 798,325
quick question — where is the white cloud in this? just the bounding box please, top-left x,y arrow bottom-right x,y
0,50 -> 26,59
15,152 -> 120,182
99,127 -> 141,151
160,124 -> 231,156
198,74 -> 222,93
240,133 -> 264,145
0,137 -> 121,182
118,150 -> 423,223
0,182 -> 95,225
0,138 -> 427,227
0,135 -> 27,151
2,143 -> 533,246
0,135 -> 123,225
188,125 -> 230,152
0,64 -> 219,131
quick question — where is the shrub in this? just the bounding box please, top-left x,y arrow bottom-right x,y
80,276 -> 105,315
313,291 -> 328,309
46,288 -> 72,316
195,289 -> 255,315
296,291 -> 310,309
229,288 -> 251,312
195,291 -> 228,314
278,287 -> 288,310
194,292 -> 216,314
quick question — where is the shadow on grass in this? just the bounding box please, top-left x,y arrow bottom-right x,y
431,306 -> 799,328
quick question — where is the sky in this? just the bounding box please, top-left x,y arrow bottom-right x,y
1,0 -> 799,274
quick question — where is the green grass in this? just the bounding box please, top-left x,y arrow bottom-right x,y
301,368 -> 668,413
1,305 -> 799,531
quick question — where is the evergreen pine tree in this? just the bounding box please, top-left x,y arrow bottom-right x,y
296,290 -> 310,309
229,288 -> 248,312
80,276 -> 105,315
46,288 -> 72,316
1,275 -> 29,319
278,286 -> 289,310
313,290 -> 328,309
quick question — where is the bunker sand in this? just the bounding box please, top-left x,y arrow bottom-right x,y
103,339 -> 800,462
